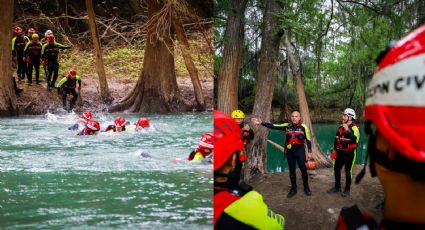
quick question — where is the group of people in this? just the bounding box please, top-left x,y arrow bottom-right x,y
73,112 -> 151,136
214,25 -> 425,229
11,26 -> 80,111
12,26 -> 70,88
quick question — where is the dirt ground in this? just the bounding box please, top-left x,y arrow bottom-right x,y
249,165 -> 384,230
15,74 -> 213,115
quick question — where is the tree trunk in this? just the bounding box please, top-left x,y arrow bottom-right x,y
244,0 -> 284,181
216,0 -> 248,114
0,0 -> 17,116
278,58 -> 290,121
172,11 -> 206,111
109,0 -> 189,113
85,0 -> 112,104
284,30 -> 331,168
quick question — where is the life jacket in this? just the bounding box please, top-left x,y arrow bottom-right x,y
336,124 -> 359,151
238,123 -> 251,145
285,123 -> 306,147
26,41 -> 42,57
14,35 -> 28,52
64,76 -> 78,89
237,122 -> 252,161
188,148 -> 210,161
44,43 -> 60,60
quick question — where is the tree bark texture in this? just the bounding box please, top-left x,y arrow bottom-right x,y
109,0 -> 189,113
278,58 -> 290,121
216,0 -> 248,114
244,0 -> 284,180
0,0 -> 17,116
172,11 -> 206,111
85,0 -> 112,104
284,31 -> 332,168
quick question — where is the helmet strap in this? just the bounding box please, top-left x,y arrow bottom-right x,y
355,122 -> 375,184
214,151 -> 243,190
361,122 -> 425,181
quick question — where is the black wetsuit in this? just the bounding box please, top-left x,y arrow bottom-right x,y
25,41 -> 43,84
42,42 -> 70,88
12,35 -> 29,80
57,76 -> 81,110
333,124 -> 360,192
261,122 -> 312,192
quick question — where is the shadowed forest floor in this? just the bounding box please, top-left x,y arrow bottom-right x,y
249,165 -> 384,230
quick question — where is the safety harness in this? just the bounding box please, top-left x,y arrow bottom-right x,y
336,124 -> 359,151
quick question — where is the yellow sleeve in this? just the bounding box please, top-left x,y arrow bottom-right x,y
224,191 -> 285,230
302,124 -> 311,141
352,126 -> 360,144
24,42 -> 30,52
192,152 -> 205,162
273,123 -> 289,127
11,37 -> 16,50
57,77 -> 68,88
41,43 -> 47,55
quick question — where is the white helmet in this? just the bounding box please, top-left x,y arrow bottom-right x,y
44,30 -> 53,37
343,108 -> 356,120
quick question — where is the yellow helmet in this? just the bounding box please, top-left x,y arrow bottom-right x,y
31,34 -> 39,39
231,110 -> 245,119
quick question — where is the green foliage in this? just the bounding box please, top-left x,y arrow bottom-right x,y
214,0 -> 422,118
60,46 -> 210,81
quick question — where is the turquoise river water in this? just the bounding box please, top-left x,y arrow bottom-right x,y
0,112 -> 212,229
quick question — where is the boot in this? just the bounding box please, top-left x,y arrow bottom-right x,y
327,187 -> 341,194
301,169 -> 311,196
287,188 -> 297,198
304,187 -> 312,196
341,189 -> 350,197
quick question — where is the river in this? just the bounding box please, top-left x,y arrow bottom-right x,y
0,112 -> 212,229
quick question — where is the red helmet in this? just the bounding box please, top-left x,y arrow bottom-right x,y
15,26 -> 22,33
305,158 -> 317,170
365,25 -> 425,163
136,118 -> 150,128
85,120 -> 100,131
81,112 -> 93,120
114,117 -> 126,128
198,133 -> 214,149
28,27 -> 36,34
68,69 -> 77,77
214,110 -> 245,171
47,34 -> 55,42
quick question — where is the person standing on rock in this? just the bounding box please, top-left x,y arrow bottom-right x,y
41,34 -> 70,90
251,111 -> 312,198
24,34 -> 43,85
11,26 -> 29,81
327,108 -> 360,197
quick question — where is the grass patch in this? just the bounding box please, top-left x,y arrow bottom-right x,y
58,46 -> 212,81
